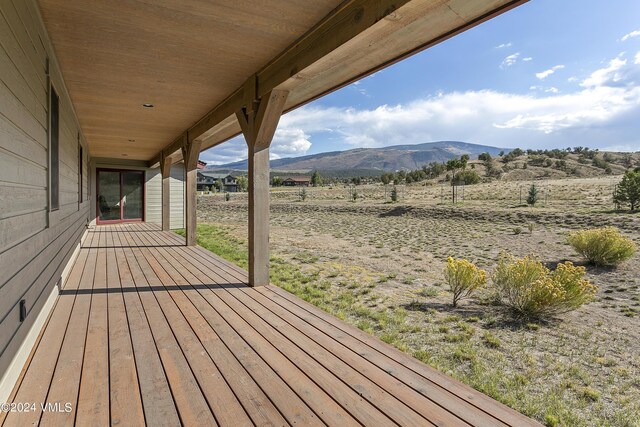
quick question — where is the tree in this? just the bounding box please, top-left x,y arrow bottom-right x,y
527,184 -> 538,206
614,171 -> 640,211
214,180 -> 223,192
299,188 -> 307,201
391,186 -> 398,202
311,170 -> 323,187
460,154 -> 470,170
478,152 -> 492,162
446,158 -> 461,172
271,176 -> 283,186
236,176 -> 248,192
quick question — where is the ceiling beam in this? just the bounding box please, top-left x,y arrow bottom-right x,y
150,0 -> 412,164
150,0 -> 529,166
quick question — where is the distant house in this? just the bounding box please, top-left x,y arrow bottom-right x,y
282,176 -> 311,186
220,174 -> 239,192
196,171 -> 216,191
197,171 -> 239,192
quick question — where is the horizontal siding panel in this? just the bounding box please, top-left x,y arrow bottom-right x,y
0,9 -> 46,98
0,183 -> 46,219
0,209 -> 47,254
0,1 -> 46,77
0,113 -> 47,166
0,81 -> 46,144
0,43 -> 46,127
0,146 -> 46,188
10,0 -> 47,66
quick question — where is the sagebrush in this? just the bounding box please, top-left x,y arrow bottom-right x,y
444,257 -> 487,307
492,253 -> 597,318
567,227 -> 636,266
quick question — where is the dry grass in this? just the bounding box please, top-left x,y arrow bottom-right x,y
196,175 -> 640,427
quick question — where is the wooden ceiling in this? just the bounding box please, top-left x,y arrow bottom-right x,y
38,0 -> 527,162
38,0 -> 345,159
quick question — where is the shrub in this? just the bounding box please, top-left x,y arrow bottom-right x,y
299,188 -> 307,201
453,170 -> 481,185
390,186 -> 398,202
444,257 -> 487,307
492,253 -> 597,318
224,192 -> 230,202
567,227 -> 636,266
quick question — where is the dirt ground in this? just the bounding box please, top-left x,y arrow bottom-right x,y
197,176 -> 640,426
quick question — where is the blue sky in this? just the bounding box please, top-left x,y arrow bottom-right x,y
202,0 -> 640,165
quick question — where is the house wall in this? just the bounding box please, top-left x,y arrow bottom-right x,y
145,162 -> 185,229
0,0 -> 90,396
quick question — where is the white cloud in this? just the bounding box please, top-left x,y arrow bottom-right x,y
271,128 -> 312,155
201,127 -> 312,165
621,30 -> 640,41
522,57 -> 533,62
500,53 -> 520,68
287,54 -> 640,144
536,65 -> 565,80
202,54 -> 640,163
635,52 -> 640,65
495,42 -> 512,49
581,56 -> 626,87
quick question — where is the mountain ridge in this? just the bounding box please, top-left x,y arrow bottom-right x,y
207,141 -> 507,172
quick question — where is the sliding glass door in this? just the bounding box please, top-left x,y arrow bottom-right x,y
97,169 -> 144,223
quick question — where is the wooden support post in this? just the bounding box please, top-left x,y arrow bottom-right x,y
160,153 -> 172,231
236,89 -> 288,286
181,134 -> 202,246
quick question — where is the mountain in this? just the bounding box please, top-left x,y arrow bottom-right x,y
208,141 -> 507,172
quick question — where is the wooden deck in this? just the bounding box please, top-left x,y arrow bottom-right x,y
1,223 -> 539,426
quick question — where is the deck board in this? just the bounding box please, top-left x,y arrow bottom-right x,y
1,223 -> 541,427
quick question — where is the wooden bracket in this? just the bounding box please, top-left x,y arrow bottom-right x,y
236,89 -> 288,150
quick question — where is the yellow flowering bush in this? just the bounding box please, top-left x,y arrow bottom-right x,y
444,257 -> 487,307
567,227 -> 636,267
493,253 -> 597,318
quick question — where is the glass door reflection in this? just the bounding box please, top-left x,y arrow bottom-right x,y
97,170 -> 144,223
122,171 -> 144,220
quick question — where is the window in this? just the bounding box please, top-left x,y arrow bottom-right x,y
50,86 -> 59,211
78,142 -> 83,203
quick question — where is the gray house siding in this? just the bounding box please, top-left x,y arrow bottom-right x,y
0,0 -> 90,394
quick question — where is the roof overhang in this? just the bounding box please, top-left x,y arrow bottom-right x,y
38,0 -> 528,166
